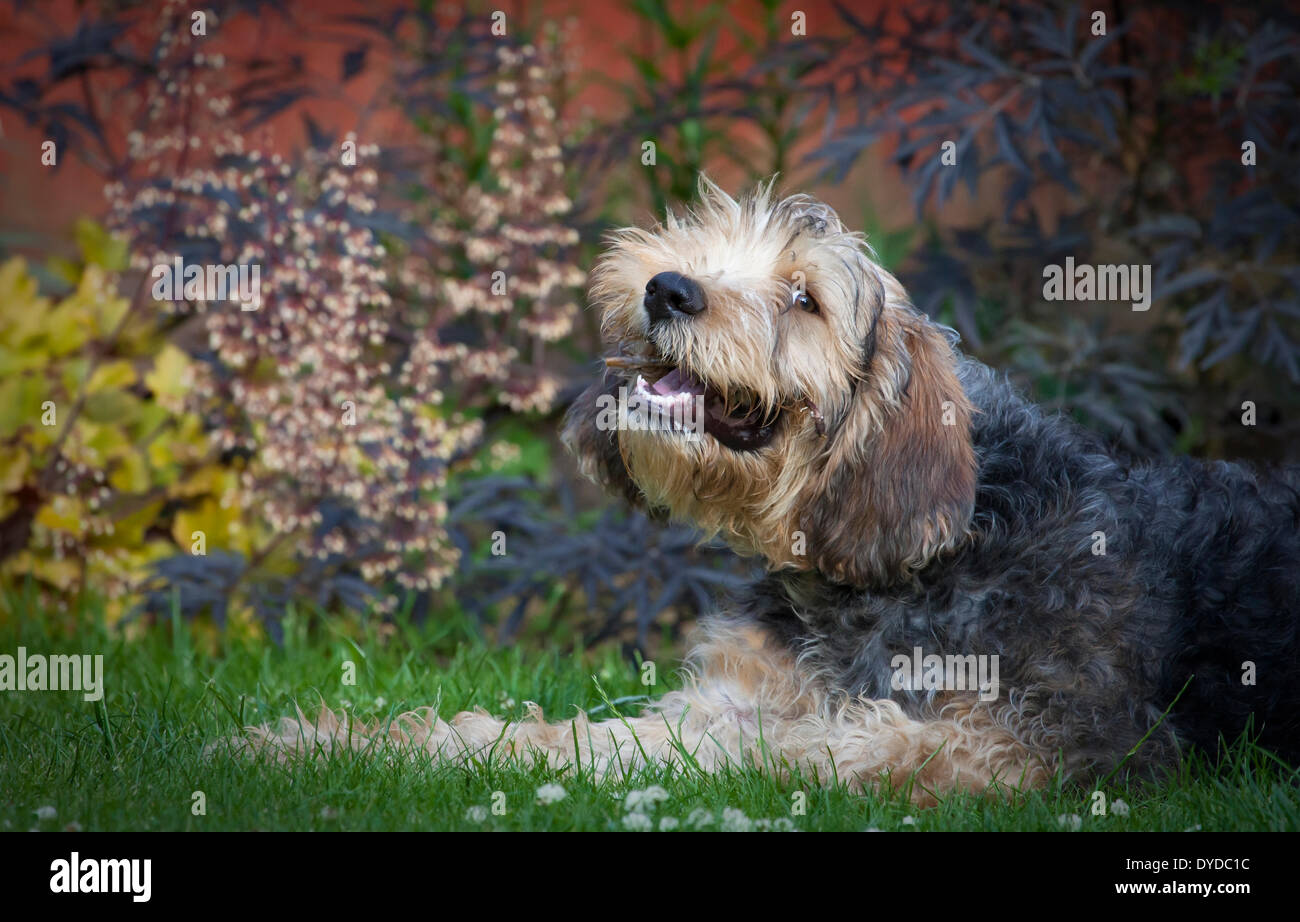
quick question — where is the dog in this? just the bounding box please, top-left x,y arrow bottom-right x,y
236,178 -> 1300,804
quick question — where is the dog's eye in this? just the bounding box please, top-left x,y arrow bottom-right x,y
794,291 -> 820,314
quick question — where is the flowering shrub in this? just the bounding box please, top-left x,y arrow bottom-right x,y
0,245 -> 254,622
0,1 -> 606,631
59,2 -> 586,616
401,32 -> 587,415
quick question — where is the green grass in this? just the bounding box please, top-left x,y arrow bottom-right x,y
1,597 -> 1297,832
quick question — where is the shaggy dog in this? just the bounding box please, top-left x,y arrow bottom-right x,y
237,179 -> 1300,804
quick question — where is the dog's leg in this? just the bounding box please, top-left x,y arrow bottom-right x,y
222,621 -> 817,775
780,698 -> 1053,805
223,621 -> 1048,802
437,686 -> 1050,806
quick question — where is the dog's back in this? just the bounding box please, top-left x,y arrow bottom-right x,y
953,361 -> 1300,771
1131,459 -> 1300,762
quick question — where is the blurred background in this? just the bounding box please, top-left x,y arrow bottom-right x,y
1,0 -> 1297,656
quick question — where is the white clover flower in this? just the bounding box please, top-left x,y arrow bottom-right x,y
901,815 -> 917,826
622,812 -> 653,832
686,808 -> 715,828
721,808 -> 753,832
1057,813 -> 1083,831
536,783 -> 567,805
1110,799 -> 1130,817
464,805 -> 489,823
624,785 -> 670,813
659,817 -> 679,831
34,806 -> 56,821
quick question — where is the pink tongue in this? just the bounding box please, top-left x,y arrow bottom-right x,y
652,368 -> 700,396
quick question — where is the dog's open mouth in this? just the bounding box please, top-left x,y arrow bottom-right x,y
631,366 -> 779,451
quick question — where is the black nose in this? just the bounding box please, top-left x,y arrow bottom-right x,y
644,271 -> 706,324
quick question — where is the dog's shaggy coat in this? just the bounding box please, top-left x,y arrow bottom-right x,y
233,179 -> 1300,803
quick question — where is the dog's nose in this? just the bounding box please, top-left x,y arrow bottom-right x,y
644,271 -> 706,324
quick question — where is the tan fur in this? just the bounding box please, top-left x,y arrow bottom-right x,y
586,177 -> 975,579
799,305 -> 977,584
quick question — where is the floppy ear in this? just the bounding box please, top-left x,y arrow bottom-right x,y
801,314 -> 977,587
561,370 -> 651,512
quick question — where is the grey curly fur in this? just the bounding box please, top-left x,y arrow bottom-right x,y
728,358 -> 1300,783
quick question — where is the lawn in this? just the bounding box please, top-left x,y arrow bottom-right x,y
2,594 -> 1297,833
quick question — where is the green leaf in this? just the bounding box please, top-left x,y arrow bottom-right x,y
74,218 -> 129,272
83,389 -> 142,425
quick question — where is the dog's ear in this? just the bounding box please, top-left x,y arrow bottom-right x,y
562,370 -> 649,511
801,313 -> 976,586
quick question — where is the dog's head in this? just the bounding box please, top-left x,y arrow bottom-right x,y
564,178 -> 976,586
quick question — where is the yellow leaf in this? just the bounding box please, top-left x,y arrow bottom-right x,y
173,497 -> 237,551
7,551 -> 81,592
146,437 -> 175,475
35,498 -> 87,537
131,402 -> 169,441
31,556 -> 82,591
76,419 -> 130,462
0,449 -> 29,493
60,358 -> 87,394
107,499 -> 165,548
86,359 -> 137,394
0,259 -> 50,342
44,265 -> 129,350
144,344 -> 192,412
74,218 -> 130,272
170,464 -> 230,499
0,375 -> 47,439
44,298 -> 92,356
45,256 -> 81,288
108,450 -> 150,493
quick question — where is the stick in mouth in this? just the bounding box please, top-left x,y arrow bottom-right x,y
600,354 -> 818,450
802,398 -> 827,438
